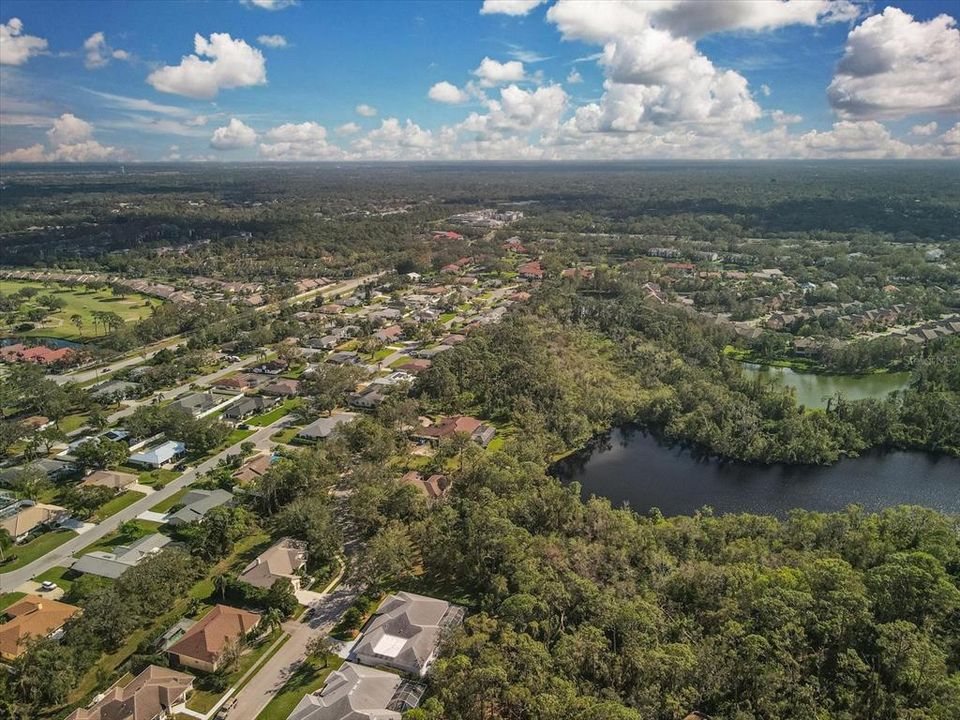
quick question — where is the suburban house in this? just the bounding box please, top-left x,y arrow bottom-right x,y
237,537 -> 308,591
232,453 -> 273,483
0,595 -> 80,661
71,533 -> 172,579
375,324 -> 403,343
169,391 -> 240,418
518,260 -> 544,280
411,415 -> 496,447
81,469 -> 138,493
327,351 -> 360,366
166,604 -> 261,673
90,379 -> 142,402
260,378 -> 301,397
395,359 -> 431,375
128,440 -> 186,469
287,662 -> 424,720
165,489 -> 234,526
0,500 -> 68,543
399,472 -> 450,501
222,395 -> 279,422
296,412 -> 357,443
64,664 -> 194,720
352,592 -> 465,677
348,386 -> 387,410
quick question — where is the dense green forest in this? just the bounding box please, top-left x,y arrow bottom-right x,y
418,279 -> 960,463
415,450 -> 960,720
2,162 -> 958,273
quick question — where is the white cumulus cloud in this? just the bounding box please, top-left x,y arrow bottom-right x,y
828,7 -> 960,119
2,113 -> 126,163
355,104 -> 378,117
210,118 -> 258,149
147,33 -> 267,99
0,18 -> 48,66
259,121 -> 341,160
428,81 -> 469,104
83,31 -> 131,69
47,113 -> 94,145
911,121 -> 939,136
473,57 -> 526,86
480,0 -> 547,16
336,122 -> 360,135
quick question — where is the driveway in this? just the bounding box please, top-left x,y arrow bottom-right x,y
14,580 -> 65,600
222,558 -> 355,720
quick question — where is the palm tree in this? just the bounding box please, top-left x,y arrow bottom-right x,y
70,313 -> 84,337
0,529 -> 13,563
262,607 -> 284,635
213,573 -> 231,601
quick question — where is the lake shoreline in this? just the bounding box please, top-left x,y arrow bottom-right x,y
553,424 -> 960,517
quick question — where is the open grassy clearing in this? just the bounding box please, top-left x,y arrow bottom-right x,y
0,529 -> 77,573
0,280 -> 161,341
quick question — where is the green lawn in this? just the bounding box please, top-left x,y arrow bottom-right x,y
91,490 -> 145,522
248,399 -> 301,427
255,656 -> 344,720
0,280 -> 161,341
76,520 -> 164,557
33,566 -> 76,594
0,530 -> 77,573
270,426 -> 300,444
439,312 -> 457,323
136,468 -> 180,488
149,487 -> 190,513
0,592 -> 26,611
225,428 -> 256,446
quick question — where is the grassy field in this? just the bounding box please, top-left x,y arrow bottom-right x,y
0,280 -> 161,341
34,566 -> 76,594
149,487 -> 190,513
255,656 -> 344,720
0,529 -> 77,573
270,426 -> 301,444
75,519 -> 164,556
248,399 -> 301,426
91,490 -> 145,522
0,591 -> 26,611
136,468 -> 180,488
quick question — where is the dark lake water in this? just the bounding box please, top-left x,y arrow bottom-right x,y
554,426 -> 960,517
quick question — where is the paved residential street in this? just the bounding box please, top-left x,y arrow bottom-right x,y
0,417 -> 289,591
222,572 -> 358,720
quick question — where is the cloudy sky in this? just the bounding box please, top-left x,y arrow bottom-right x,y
1,0 -> 958,162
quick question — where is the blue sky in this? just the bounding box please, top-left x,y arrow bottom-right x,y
1,0 -> 958,161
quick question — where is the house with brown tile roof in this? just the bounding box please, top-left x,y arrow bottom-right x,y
399,472 -> 450,501
237,537 -> 308,591
81,469 -> 138,493
166,605 -> 260,673
0,595 -> 79,660
232,453 -> 273,484
65,664 -> 193,720
411,416 -> 496,447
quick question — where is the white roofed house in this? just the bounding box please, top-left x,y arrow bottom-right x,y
71,533 -> 171,579
128,440 -> 186,469
351,592 -> 465,677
